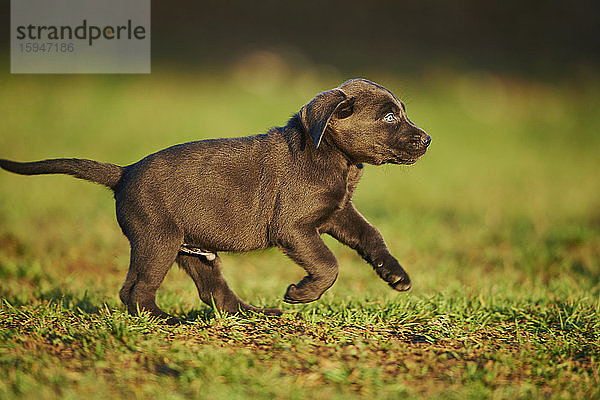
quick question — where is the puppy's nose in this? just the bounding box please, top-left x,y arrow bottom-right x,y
420,135 -> 431,147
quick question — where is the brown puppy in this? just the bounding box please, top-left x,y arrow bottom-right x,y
0,79 -> 430,323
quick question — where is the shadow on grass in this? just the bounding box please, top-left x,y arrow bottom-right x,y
39,288 -> 102,314
178,306 -> 283,324
180,307 -> 216,323
3,286 -> 103,314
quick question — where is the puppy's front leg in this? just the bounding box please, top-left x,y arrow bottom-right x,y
279,229 -> 339,304
323,202 -> 411,291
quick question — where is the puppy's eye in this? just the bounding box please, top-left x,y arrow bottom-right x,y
382,113 -> 397,123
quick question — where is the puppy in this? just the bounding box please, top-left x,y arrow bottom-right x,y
0,79 -> 430,323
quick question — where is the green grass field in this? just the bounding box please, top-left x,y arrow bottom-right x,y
1,70 -> 599,399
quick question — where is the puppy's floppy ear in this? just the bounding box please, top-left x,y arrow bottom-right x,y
300,89 -> 350,148
334,96 -> 355,119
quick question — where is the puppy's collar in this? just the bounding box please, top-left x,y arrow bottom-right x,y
180,243 -> 216,261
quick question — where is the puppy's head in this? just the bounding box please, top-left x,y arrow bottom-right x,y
300,79 -> 430,165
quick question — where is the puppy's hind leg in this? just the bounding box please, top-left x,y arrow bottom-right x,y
119,266 -> 138,306
122,235 -> 182,325
177,253 -> 282,316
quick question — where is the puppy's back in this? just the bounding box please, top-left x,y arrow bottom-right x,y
114,132 -> 294,252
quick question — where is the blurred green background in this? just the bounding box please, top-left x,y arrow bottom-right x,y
0,68 -> 598,303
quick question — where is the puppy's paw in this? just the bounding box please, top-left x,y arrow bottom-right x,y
283,283 -> 321,304
373,255 -> 412,292
163,316 -> 184,326
227,303 -> 283,317
260,307 -> 284,316
389,275 -> 411,292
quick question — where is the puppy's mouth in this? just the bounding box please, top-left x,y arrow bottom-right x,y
384,147 -> 429,165
383,154 -> 422,165
387,157 -> 418,165
373,145 -> 428,166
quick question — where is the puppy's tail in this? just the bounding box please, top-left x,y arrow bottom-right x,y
0,158 -> 123,190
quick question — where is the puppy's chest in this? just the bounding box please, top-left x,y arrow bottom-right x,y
274,164 -> 363,226
321,165 -> 363,212
338,165 -> 363,207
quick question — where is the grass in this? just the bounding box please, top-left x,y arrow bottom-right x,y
0,68 -> 599,399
